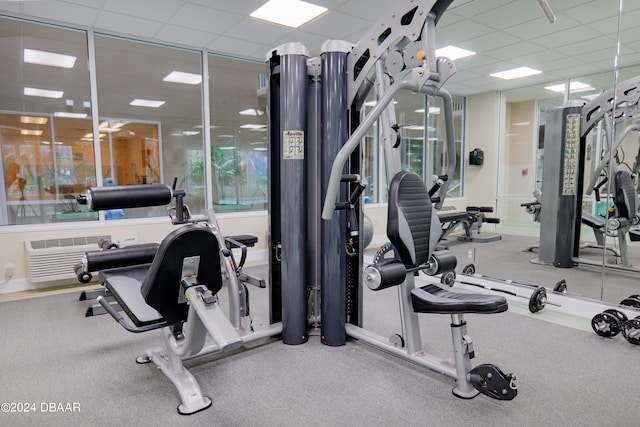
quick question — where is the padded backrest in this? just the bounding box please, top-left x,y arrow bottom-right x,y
141,224 -> 222,325
614,170 -> 638,220
387,171 -> 433,267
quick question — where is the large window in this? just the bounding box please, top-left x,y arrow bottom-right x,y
208,55 -> 267,211
94,35 -> 203,220
0,18 -> 94,225
362,91 -> 465,204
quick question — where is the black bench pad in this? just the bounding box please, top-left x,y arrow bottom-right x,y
100,264 -> 163,327
411,283 -> 508,314
226,234 -> 258,248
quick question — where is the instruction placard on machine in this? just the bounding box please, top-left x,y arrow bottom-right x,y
283,130 -> 304,160
561,114 -> 580,195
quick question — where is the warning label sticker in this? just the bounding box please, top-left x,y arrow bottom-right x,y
283,130 -> 304,160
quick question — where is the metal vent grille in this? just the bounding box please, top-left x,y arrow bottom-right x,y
25,235 -> 110,283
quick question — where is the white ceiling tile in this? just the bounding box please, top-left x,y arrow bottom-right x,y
472,0 -> 543,30
437,19 -> 494,45
502,15 -> 581,40
61,0 -> 103,7
336,0 -> 401,22
224,18 -> 292,45
0,3 -> 21,13
208,36 -> 270,58
445,0 -> 513,19
463,31 -> 521,54
554,36 -> 617,57
102,0 -> 182,22
154,24 -> 217,48
170,3 -> 243,34
483,42 -> 548,62
563,1 -> 619,24
94,11 -> 164,38
188,0 -> 265,15
302,11 -> 370,39
532,25 -> 603,48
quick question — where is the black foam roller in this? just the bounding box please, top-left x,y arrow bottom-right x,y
85,243 -> 159,271
430,250 -> 457,275
88,184 -> 172,210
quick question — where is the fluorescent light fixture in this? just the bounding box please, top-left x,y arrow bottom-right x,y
490,67 -> 542,80
182,131 -> 200,136
218,146 -> 236,150
414,107 -> 441,114
24,48 -> 76,68
217,134 -> 235,138
436,45 -> 475,61
54,111 -> 88,118
240,124 -> 266,129
21,116 -> 48,124
250,0 -> 327,28
21,129 -> 43,136
544,81 -> 593,93
129,98 -> 165,108
581,94 -> 600,101
24,86 -> 64,98
163,71 -> 202,85
239,108 -> 264,116
254,147 -> 268,151
512,121 -> 530,126
404,125 -> 425,131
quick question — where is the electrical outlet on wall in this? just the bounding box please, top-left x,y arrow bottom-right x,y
4,262 -> 14,278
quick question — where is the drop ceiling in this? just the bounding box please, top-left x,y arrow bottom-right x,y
0,0 -> 639,101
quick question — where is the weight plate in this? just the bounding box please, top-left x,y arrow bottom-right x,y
462,264 -> 476,275
620,298 -> 640,309
553,279 -> 567,293
440,271 -> 456,287
528,287 -> 547,313
621,319 -> 640,345
591,312 -> 622,337
604,309 -> 628,324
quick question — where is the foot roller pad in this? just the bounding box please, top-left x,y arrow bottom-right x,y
470,364 -> 517,401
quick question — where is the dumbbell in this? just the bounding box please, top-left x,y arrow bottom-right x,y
591,309 -> 628,338
591,309 -> 640,344
622,316 -> 640,345
620,295 -> 640,309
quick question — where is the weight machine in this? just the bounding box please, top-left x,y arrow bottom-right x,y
267,0 -> 517,400
538,76 -> 640,273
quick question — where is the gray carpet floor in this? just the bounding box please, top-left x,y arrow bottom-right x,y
1,255 -> 639,426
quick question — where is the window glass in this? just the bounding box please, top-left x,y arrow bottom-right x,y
0,17 -> 94,225
94,35 -> 203,219
208,55 -> 267,212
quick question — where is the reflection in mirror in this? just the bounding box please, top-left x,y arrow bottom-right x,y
492,1 -> 633,305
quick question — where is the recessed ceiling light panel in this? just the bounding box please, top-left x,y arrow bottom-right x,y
436,45 -> 475,61
490,67 -> 542,80
250,0 -> 327,28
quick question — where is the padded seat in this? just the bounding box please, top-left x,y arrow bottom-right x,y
438,211 -> 469,222
100,264 -> 163,327
581,211 -> 605,229
225,234 -> 258,248
411,283 -> 508,314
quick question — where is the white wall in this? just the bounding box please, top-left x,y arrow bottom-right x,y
0,212 -> 268,294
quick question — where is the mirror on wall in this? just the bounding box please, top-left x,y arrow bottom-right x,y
493,0 -> 640,306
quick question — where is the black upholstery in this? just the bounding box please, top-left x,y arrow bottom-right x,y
411,283 -> 508,314
140,224 -> 223,325
614,170 -> 638,220
386,170 -> 507,315
387,171 -> 433,267
101,265 -> 162,327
